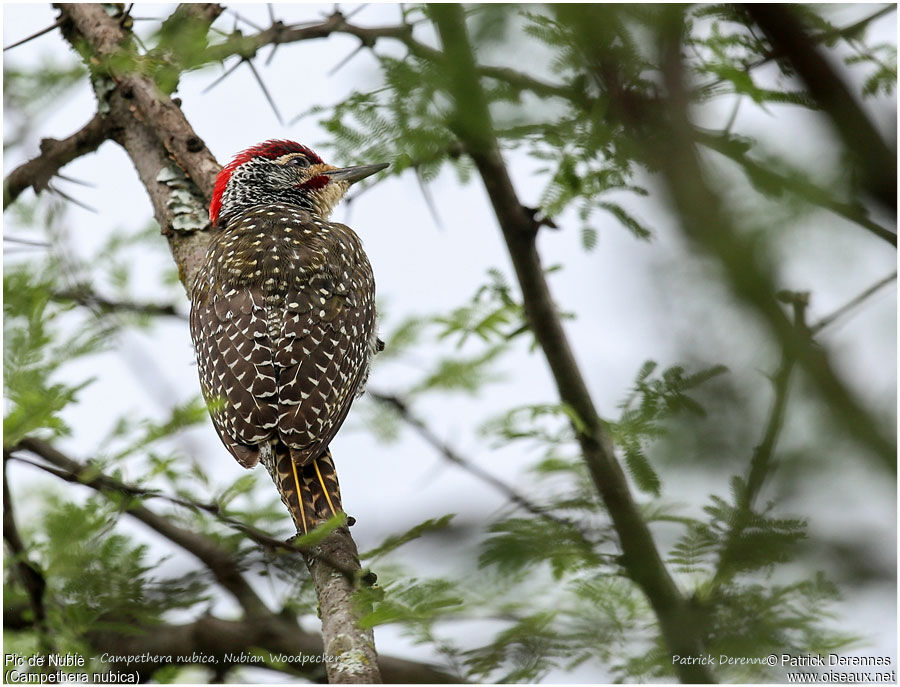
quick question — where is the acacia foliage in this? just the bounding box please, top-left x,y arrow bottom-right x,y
3,4 -> 896,684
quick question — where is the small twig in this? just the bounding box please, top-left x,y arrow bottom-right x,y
264,41 -> 280,66
344,4 -> 369,22
227,8 -> 264,32
723,95 -> 741,134
53,172 -> 95,188
328,42 -> 366,76
810,271 -> 897,335
368,390 -> 596,543
4,235 -> 50,247
52,286 -> 186,320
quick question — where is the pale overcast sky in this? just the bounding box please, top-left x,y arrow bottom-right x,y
4,4 -> 896,681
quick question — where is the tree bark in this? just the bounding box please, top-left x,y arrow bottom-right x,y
50,4 -> 385,681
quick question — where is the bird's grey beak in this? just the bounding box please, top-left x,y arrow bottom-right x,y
323,163 -> 389,185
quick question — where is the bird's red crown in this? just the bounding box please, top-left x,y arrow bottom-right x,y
209,140 -> 323,224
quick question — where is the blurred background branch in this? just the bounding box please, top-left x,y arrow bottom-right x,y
3,3 -> 895,683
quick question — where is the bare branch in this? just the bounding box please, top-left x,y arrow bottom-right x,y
810,271 -> 897,335
4,113 -> 110,210
52,286 -> 187,319
368,391 -> 597,543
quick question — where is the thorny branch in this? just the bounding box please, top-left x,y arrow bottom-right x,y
3,112 -> 111,210
202,9 -> 575,103
7,437 -> 459,683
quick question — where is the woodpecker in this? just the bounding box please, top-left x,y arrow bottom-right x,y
190,139 -> 387,535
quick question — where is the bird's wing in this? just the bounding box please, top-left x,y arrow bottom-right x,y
190,282 -> 279,467
273,252 -> 376,464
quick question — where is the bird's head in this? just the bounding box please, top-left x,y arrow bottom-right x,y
209,139 -> 388,225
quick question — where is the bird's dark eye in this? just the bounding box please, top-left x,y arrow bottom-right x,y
290,156 -> 310,168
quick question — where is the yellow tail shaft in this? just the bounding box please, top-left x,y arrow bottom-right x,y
268,444 -> 343,534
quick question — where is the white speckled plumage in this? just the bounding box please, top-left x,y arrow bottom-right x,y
189,141 -> 384,533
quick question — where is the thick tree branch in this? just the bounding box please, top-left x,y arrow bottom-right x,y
4,112 -> 111,210
810,271 -> 897,335
45,6 -> 386,681
426,5 -> 714,683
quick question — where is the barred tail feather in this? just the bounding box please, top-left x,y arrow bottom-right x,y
263,443 -> 343,535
